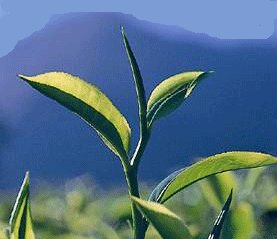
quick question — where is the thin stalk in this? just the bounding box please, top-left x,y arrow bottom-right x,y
130,131 -> 150,168
121,27 -> 150,238
125,167 -> 147,239
120,154 -> 144,239
125,128 -> 150,239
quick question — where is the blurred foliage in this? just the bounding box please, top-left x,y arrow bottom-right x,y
0,168 -> 276,239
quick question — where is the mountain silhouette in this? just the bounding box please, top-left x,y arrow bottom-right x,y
0,12 -> 276,189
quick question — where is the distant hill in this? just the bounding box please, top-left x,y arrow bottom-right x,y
0,12 -> 276,189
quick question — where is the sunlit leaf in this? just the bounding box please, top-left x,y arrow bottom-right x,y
9,172 -> 35,239
132,197 -> 191,239
157,151 -> 277,203
19,72 -> 131,160
147,71 -> 211,126
208,190 -> 232,239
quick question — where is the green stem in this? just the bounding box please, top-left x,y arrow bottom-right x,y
121,129 -> 150,239
125,167 -> 146,239
130,132 -> 150,168
121,27 -> 150,239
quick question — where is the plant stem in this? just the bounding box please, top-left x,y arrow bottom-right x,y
124,129 -> 149,239
122,27 -> 150,238
125,166 -> 146,239
130,132 -> 150,168
122,130 -> 150,239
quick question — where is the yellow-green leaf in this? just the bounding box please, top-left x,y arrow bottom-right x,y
159,151 -> 277,203
9,172 -> 35,239
147,71 -> 211,126
132,197 -> 191,239
19,72 -> 131,160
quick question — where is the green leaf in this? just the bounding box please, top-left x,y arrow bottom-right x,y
9,172 -> 35,239
147,71 -> 211,126
158,151 -> 277,203
121,27 -> 147,134
19,72 -> 131,160
131,197 -> 191,239
149,168 -> 183,202
208,190 -> 233,239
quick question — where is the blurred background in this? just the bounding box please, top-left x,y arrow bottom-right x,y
0,1 -> 276,238
0,169 -> 277,238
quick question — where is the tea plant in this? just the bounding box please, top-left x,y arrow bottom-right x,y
6,27 -> 277,239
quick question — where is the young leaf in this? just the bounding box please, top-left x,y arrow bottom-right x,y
121,27 -> 147,136
131,197 -> 192,239
147,71 -> 211,126
9,172 -> 35,239
156,151 -> 277,203
208,190 -> 233,239
19,72 -> 131,161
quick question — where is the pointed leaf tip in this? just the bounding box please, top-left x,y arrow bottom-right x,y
208,189 -> 233,239
18,74 -> 28,80
120,25 -> 125,34
9,172 -> 35,239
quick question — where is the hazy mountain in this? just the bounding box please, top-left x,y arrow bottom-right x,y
0,12 -> 276,189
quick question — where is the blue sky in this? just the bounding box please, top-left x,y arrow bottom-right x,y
0,0 -> 276,57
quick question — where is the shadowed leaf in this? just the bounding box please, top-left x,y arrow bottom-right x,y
208,190 -> 232,239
